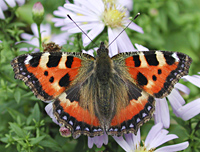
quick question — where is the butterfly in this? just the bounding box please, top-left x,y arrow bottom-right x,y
11,42 -> 192,138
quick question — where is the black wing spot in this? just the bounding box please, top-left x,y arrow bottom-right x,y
132,55 -> 141,67
66,56 -> 74,68
164,53 -> 175,65
145,54 -> 159,66
137,72 -> 148,86
49,76 -> 54,83
29,54 -> 41,67
47,54 -> 61,67
158,69 -> 162,74
44,71 -> 48,76
152,75 -> 157,81
59,73 -> 70,87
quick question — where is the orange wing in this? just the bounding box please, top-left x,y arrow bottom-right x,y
113,50 -> 192,98
11,52 -> 94,101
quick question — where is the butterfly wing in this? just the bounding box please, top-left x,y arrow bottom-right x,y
107,50 -> 192,136
11,52 -> 95,101
12,51 -> 103,138
112,50 -> 192,98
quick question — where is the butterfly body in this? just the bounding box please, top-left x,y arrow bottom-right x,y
11,42 -> 192,138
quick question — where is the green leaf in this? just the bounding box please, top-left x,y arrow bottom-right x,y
9,123 -> 25,138
30,135 -> 46,145
188,32 -> 200,50
7,108 -> 26,122
14,89 -> 21,103
32,103 -> 40,122
39,139 -> 63,152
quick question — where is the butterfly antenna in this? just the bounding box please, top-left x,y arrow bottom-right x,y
107,13 -> 140,48
67,14 -> 98,47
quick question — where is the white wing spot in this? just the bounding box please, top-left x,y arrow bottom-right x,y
172,53 -> 180,61
129,123 -> 134,128
25,55 -> 33,64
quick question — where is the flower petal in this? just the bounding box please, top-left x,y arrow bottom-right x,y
112,136 -> 132,152
5,0 -> 16,8
127,21 -> 144,33
135,43 -> 149,51
176,98 -> 200,120
155,141 -> 189,152
167,89 -> 185,112
154,98 -> 170,128
108,27 -> 118,57
88,132 -> 108,148
16,0 -> 25,6
0,7 -> 5,19
45,102 -> 60,126
175,83 -> 190,95
114,28 -> 136,53
83,23 -> 104,46
183,75 -> 200,88
144,123 -> 163,146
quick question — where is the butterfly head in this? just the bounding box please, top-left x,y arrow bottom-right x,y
97,42 -> 109,57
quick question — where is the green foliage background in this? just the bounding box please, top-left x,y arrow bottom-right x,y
0,0 -> 199,151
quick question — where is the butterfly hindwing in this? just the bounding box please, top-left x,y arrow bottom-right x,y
11,52 -> 94,101
112,50 -> 192,98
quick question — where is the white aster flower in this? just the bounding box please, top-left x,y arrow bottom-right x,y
20,23 -> 69,52
52,0 -> 143,56
0,0 -> 25,19
113,123 -> 189,152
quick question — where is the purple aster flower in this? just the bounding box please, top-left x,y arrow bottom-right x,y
52,0 -> 143,56
0,0 -> 25,19
19,23 -> 69,52
113,123 -> 189,152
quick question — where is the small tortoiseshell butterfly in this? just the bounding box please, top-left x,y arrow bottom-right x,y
11,42 -> 192,138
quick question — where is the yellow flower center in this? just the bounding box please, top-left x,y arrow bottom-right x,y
102,4 -> 126,28
134,143 -> 155,152
42,35 -> 51,43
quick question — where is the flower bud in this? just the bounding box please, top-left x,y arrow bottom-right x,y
32,2 -> 44,25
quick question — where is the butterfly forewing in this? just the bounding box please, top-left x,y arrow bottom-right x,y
112,50 -> 192,98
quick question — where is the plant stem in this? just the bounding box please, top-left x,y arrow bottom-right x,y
37,24 -> 42,52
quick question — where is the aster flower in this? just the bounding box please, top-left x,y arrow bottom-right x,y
52,0 -> 143,56
113,123 -> 189,152
19,23 -> 69,52
0,0 -> 25,19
